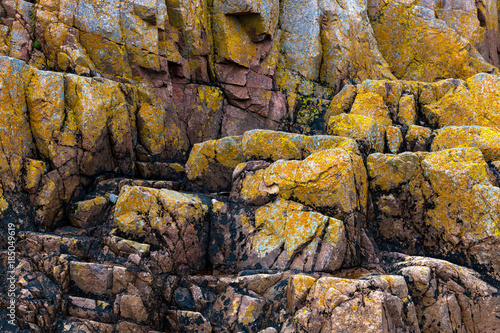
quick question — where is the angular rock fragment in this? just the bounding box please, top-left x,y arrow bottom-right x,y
210,198 -> 346,273
283,274 -> 420,332
186,129 -> 359,192
114,186 -> 210,273
386,253 -> 500,333
327,113 -> 386,154
230,147 -> 367,267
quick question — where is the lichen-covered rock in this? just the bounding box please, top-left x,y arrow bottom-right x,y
327,113 -> 386,154
210,198 -> 346,273
186,129 -> 359,192
212,1 -> 258,67
230,147 -> 367,267
367,148 -> 500,282
405,125 -> 433,152
0,56 -> 195,227
209,285 -> 269,332
119,294 -> 149,323
324,84 -> 357,121
386,253 -> 500,333
386,126 -> 403,154
350,92 -> 393,127
0,56 -> 35,190
423,73 -> 500,130
279,0 -> 322,81
432,126 -> 500,161
397,94 -> 417,127
283,274 -> 420,332
252,148 -> 367,215
114,186 -> 210,273
167,310 -> 212,333
319,0 -> 395,87
69,196 -> 109,229
2,0 -> 500,331
368,0 -> 496,81
186,136 -> 245,192
175,84 -> 225,145
23,158 -> 47,194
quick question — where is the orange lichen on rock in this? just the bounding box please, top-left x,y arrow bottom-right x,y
432,126 -> 500,161
424,74 -> 500,131
250,198 -> 346,272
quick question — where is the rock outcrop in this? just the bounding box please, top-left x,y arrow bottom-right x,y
1,0 -> 500,332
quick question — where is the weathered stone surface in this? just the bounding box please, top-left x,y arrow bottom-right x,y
279,0 -> 322,81
368,148 -> 500,282
386,126 -> 403,154
186,129 -> 359,192
368,0 -> 497,81
2,0 -> 500,331
70,262 -> 113,296
386,253 -> 500,333
398,94 -> 417,127
186,135 -> 244,192
231,147 -> 367,267
67,296 -> 113,322
405,125 -> 433,152
114,186 -> 210,273
119,294 -> 148,323
350,92 -> 393,127
324,84 -> 357,121
69,196 -> 109,229
210,198 -> 346,273
320,0 -> 395,87
174,84 -> 225,145
432,126 -> 500,161
283,274 -> 420,332
167,310 -> 212,333
423,73 -> 500,131
327,113 -> 386,154
0,56 -> 35,190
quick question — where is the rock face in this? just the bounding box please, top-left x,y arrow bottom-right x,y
368,0 -> 497,81
210,198 -> 347,273
1,0 -> 500,332
368,148 -> 500,282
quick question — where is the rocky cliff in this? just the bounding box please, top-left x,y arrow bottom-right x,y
1,0 -> 500,332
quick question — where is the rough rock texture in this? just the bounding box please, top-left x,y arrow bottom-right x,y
210,198 -> 347,273
1,0 -> 500,332
368,148 -> 500,283
186,129 -> 359,192
368,0 -> 498,81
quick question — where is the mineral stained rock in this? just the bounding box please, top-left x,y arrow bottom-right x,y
1,0 -> 500,332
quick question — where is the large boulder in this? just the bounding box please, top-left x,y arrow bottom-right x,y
114,186 -> 211,273
210,198 -> 346,273
0,56 -> 35,190
423,73 -> 500,131
186,129 -> 359,192
386,253 -> 500,333
327,114 -> 386,154
230,147 -> 368,267
432,126 -> 500,161
283,274 -> 420,332
367,148 -> 500,282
